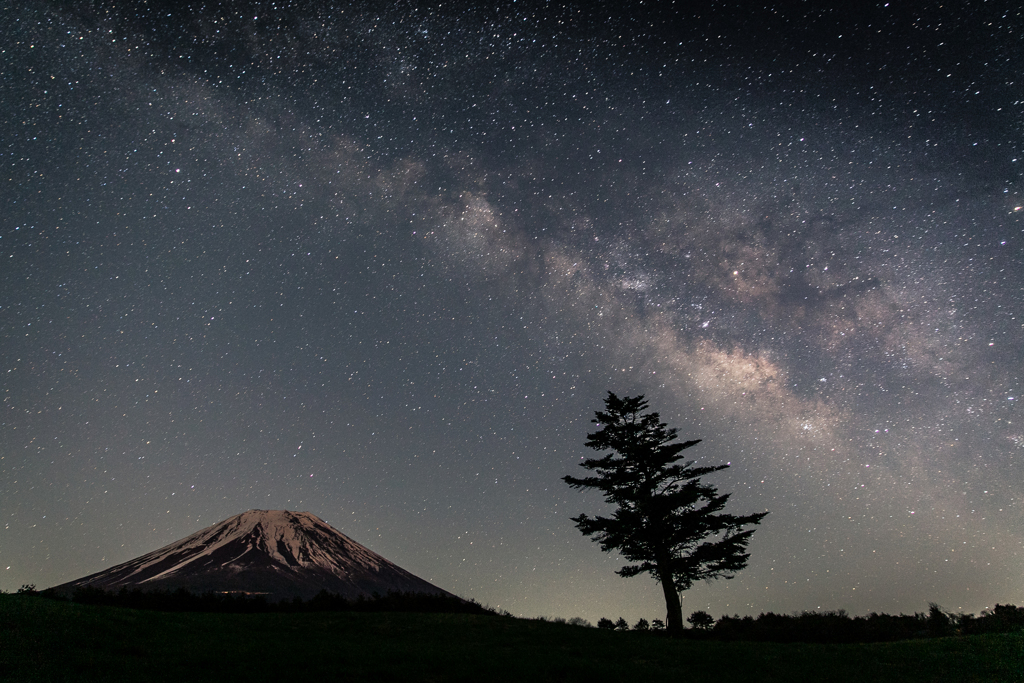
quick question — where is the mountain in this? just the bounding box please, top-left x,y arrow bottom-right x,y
50,509 -> 454,601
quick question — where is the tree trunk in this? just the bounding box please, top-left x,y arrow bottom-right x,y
655,553 -> 683,636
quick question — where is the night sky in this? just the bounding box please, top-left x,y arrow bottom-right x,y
3,1 -> 1022,624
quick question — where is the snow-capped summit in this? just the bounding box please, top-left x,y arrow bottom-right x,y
51,509 -> 454,600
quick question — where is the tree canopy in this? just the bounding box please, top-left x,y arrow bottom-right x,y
564,392 -> 768,635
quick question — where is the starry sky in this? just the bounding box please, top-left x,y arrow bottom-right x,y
2,1 -> 1022,623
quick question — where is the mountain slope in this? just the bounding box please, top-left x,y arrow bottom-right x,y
51,510 -> 454,600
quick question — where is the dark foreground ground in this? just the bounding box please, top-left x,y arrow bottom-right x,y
1,594 -> 1021,682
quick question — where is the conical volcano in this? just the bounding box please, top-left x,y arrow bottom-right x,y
51,509 -> 453,600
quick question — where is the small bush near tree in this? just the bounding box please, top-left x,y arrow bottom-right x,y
927,604 -> 952,637
688,610 -> 715,630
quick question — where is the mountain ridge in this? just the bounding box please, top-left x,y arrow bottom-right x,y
50,509 -> 454,601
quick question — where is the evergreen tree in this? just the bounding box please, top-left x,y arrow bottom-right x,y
564,392 -> 768,636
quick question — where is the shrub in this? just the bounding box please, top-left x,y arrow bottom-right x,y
927,604 -> 952,637
687,610 -> 714,630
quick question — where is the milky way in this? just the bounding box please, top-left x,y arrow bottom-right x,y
2,1 -> 1022,623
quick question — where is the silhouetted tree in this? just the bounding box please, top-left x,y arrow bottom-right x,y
614,617 -> 630,631
564,392 -> 768,636
597,617 -> 616,630
634,617 -> 650,631
976,604 -> 1024,634
688,610 -> 715,630
928,603 -> 953,637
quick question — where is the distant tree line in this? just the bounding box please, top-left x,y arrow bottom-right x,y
11,586 -> 1024,642
24,585 -> 494,616
591,604 -> 1024,642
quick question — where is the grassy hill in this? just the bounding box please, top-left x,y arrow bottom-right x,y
1,594 -> 1021,682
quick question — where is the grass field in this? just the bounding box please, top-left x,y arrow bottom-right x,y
1,594 -> 1021,682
